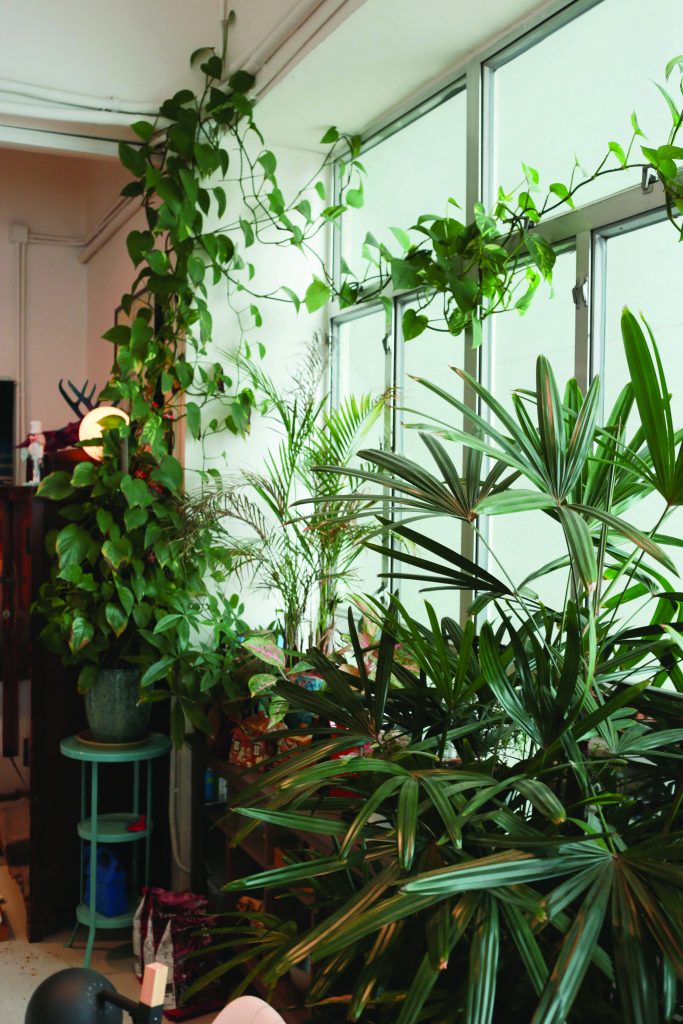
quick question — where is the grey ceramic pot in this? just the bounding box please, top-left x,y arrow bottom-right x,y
84,668 -> 151,743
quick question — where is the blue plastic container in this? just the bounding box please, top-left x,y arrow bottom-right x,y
84,845 -> 128,917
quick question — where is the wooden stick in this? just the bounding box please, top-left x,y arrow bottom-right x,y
140,962 -> 168,1009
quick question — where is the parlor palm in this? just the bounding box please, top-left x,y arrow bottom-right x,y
189,344 -> 388,653
191,309 -> 683,1023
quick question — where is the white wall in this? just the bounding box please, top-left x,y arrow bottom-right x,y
185,143 -> 331,632
84,161 -> 145,390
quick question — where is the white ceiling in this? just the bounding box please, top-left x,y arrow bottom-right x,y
0,0 -> 560,157
256,0 -> 557,149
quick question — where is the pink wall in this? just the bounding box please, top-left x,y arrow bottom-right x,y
0,146 -> 132,795
0,149 -> 89,434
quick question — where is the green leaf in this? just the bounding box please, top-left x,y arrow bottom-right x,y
531,869 -> 611,1024
656,82 -> 681,126
96,509 -> 113,534
404,850 -> 574,896
524,232 -> 556,280
248,672 -> 278,696
69,614 -> 93,654
150,455 -> 182,493
56,524 -> 91,569
37,471 -> 74,500
320,127 -> 340,145
280,285 -> 300,313
131,120 -> 154,142
609,141 -> 627,166
558,506 -> 597,593
549,182 -> 575,209
236,807 -> 347,836
223,856 -> 349,892
101,537 -> 132,570
121,475 -> 153,508
631,110 -> 645,137
514,779 -> 566,825
77,664 -> 99,693
465,898 -> 499,1024
304,277 -> 331,314
185,401 -> 201,439
105,602 -> 129,637
70,461 -> 96,487
570,503 -> 675,572
390,226 -> 411,251
140,655 -> 176,688
391,258 -> 420,290
397,777 -> 419,869
402,308 -> 428,340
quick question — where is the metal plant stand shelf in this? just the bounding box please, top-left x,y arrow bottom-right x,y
60,732 -> 171,967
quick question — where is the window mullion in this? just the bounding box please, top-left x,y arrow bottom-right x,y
574,230 -> 592,393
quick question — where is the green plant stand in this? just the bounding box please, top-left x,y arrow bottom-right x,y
60,732 -> 171,967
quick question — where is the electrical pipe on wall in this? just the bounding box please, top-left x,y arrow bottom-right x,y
9,223 -> 28,480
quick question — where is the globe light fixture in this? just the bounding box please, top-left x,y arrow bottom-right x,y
78,406 -> 130,461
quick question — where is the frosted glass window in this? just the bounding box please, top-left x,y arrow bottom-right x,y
487,250 -> 576,609
342,90 -> 467,277
600,218 -> 683,603
491,250 -> 576,410
334,310 -> 391,601
335,310 -> 391,448
492,0 -> 678,210
397,303 -> 465,624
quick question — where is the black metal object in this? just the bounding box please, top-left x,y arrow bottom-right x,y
24,967 -> 166,1024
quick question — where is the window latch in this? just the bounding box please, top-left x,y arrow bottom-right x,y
641,166 -> 657,194
572,277 -> 588,309
382,331 -> 391,354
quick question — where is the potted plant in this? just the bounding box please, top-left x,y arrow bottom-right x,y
33,427 -> 239,744
186,310 -> 683,1022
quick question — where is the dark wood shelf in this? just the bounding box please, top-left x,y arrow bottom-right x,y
188,733 -> 327,1023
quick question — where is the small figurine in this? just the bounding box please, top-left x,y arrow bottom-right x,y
22,420 -> 46,486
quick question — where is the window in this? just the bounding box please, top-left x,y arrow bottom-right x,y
331,0 -> 682,622
341,88 -> 467,278
490,0 -> 678,210
398,300 -> 466,623
596,215 -> 683,600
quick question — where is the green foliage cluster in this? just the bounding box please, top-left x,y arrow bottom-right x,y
328,57 -> 683,348
187,343 -> 388,655
201,313 -> 683,1023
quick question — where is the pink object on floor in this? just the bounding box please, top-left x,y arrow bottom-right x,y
212,996 -> 286,1024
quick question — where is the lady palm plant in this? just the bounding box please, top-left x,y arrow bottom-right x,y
191,342 -> 387,654
193,308 -> 683,1023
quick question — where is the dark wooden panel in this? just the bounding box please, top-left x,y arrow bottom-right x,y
28,492 -> 85,940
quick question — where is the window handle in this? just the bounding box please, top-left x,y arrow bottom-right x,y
572,277 -> 588,309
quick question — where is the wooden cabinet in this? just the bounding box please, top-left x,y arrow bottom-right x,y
0,485 -> 85,940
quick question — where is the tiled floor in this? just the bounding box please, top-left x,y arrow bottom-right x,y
0,864 -> 217,1022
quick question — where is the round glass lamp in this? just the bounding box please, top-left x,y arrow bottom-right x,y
78,406 -> 130,461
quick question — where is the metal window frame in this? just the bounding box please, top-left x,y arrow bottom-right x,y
328,0 -> 675,616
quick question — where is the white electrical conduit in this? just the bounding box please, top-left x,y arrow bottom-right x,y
169,741 -> 192,876
0,78 -> 160,115
0,99 -> 165,126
